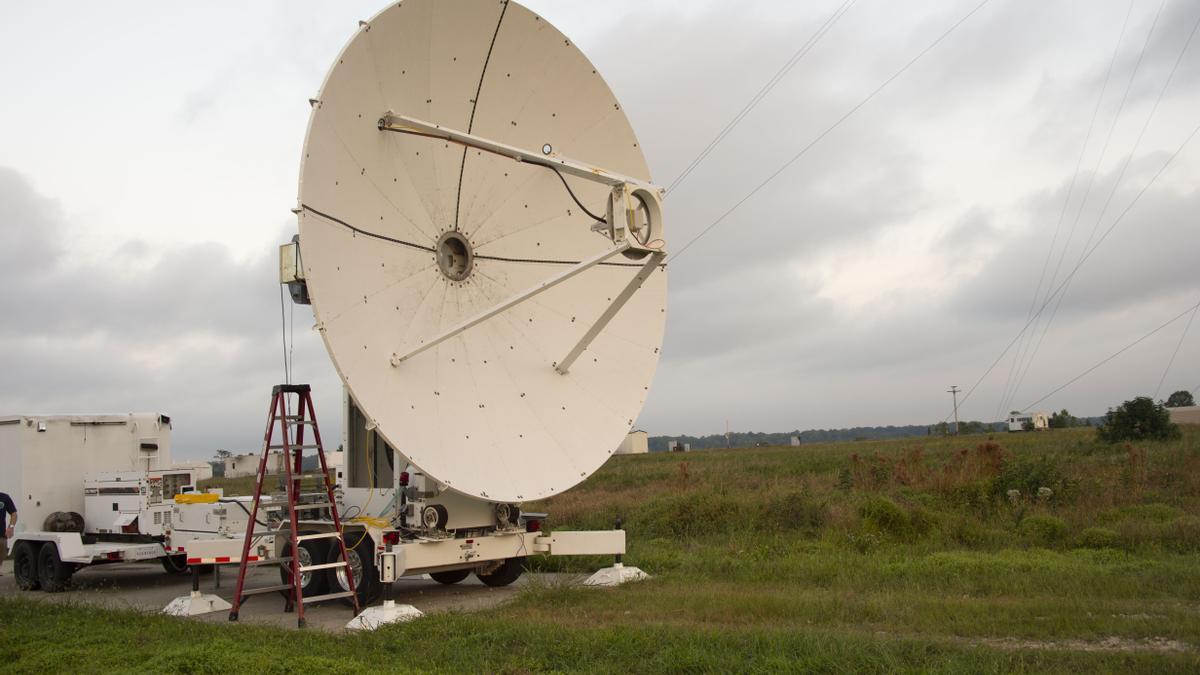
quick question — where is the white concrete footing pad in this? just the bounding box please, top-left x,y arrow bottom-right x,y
583,563 -> 650,587
163,591 -> 232,616
345,600 -> 424,630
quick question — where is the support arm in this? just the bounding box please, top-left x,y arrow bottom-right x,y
379,112 -> 656,191
555,252 -> 665,374
390,242 -> 631,366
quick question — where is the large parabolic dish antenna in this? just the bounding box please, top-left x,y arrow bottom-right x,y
297,0 -> 667,503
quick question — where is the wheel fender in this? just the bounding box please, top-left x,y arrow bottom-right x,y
14,533 -> 89,564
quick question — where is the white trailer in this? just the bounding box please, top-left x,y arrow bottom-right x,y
1,414 -> 254,591
2,407 -> 631,602
1007,412 -> 1050,432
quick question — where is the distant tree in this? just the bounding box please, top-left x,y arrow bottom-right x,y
958,421 -> 987,435
1165,390 -> 1195,408
1022,420 -> 1035,432
215,449 -> 232,459
1048,409 -> 1078,429
1097,396 -> 1181,443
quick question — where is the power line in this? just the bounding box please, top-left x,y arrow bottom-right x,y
993,0 -> 1136,422
1001,0 -> 1182,412
1155,302 -> 1199,399
1020,298 -> 1200,412
665,0 -> 857,194
945,118 -> 1200,420
668,0 -> 994,264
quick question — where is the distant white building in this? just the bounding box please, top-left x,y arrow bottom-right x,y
667,440 -> 690,452
172,461 -> 214,483
1007,412 -> 1049,432
224,452 -> 286,478
615,430 -> 649,455
790,435 -> 801,447
224,449 -> 341,479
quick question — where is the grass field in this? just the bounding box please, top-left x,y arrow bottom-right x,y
5,425 -> 1200,672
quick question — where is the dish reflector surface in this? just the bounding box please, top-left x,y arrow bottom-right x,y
298,0 -> 667,502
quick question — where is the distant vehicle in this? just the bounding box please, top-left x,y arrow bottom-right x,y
1007,412 -> 1049,432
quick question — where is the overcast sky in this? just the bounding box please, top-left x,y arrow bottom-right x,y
2,0 -> 1198,460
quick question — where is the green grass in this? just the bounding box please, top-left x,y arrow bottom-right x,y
197,472 -> 331,497
5,426 -> 1200,672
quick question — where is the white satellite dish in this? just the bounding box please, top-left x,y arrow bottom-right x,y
297,0 -> 667,503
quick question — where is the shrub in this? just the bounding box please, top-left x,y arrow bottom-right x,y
1078,527 -> 1121,550
990,455 -> 1069,504
1019,515 -> 1068,546
1097,396 -> 1181,442
949,518 -> 1014,549
908,506 -> 937,538
858,497 -> 910,538
1162,516 -> 1200,554
760,491 -> 827,532
640,491 -> 741,539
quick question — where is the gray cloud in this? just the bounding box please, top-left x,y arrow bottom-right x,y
0,168 -> 341,459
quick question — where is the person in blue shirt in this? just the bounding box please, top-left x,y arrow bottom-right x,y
0,492 -> 16,574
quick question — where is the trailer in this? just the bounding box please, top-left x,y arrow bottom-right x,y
1007,412 -> 1050,432
0,414 -> 260,591
2,407 -> 633,602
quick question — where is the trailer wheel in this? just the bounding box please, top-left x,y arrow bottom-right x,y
160,554 -> 189,575
36,543 -> 75,593
476,556 -> 526,587
12,541 -> 41,591
279,531 -> 329,599
430,569 -> 471,585
329,534 -> 380,607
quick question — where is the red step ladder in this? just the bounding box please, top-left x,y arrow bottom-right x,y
228,384 -> 360,627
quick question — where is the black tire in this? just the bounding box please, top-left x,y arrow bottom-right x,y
328,533 -> 381,607
279,531 -> 330,599
13,541 -> 41,591
430,568 -> 472,585
476,557 -> 526,587
161,554 -> 189,575
36,543 -> 75,593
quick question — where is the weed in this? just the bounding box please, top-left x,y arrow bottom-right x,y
1020,515 -> 1069,547
1078,527 -> 1123,550
991,454 -> 1070,505
859,496 -> 911,538
760,490 -> 827,533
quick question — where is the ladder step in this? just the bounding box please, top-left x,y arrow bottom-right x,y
267,444 -> 320,450
296,532 -> 343,542
299,561 -> 347,572
293,502 -> 333,510
302,591 -> 355,604
239,584 -> 294,597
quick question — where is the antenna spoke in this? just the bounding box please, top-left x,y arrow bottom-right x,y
390,243 -> 632,366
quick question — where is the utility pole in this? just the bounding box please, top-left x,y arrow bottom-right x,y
947,386 -> 960,435
725,419 -> 731,448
